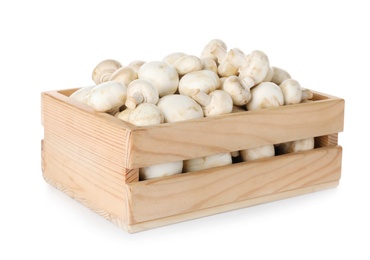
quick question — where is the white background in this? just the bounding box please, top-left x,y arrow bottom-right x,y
1,0 -> 368,259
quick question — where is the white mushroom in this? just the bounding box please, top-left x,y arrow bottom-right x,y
87,81 -> 127,113
183,153 -> 232,172
69,85 -> 95,104
92,59 -> 122,85
109,66 -> 138,86
240,145 -> 275,161
221,75 -> 251,106
224,48 -> 248,70
116,103 -> 163,126
271,66 -> 291,85
138,61 -> 179,97
157,94 -> 204,123
275,138 -> 315,154
263,67 -> 274,82
163,52 -> 187,65
279,79 -> 313,105
139,160 -> 183,181
200,39 -> 228,64
246,82 -> 284,111
128,60 -> 146,73
178,70 -> 220,96
173,55 -> 203,76
201,57 -> 218,74
125,79 -> 159,109
238,50 -> 270,89
190,89 -> 233,117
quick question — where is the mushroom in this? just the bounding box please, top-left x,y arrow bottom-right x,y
92,59 -> 122,85
173,55 -> 203,76
69,85 -> 95,104
279,79 -> 313,105
275,137 -> 315,154
231,106 -> 246,113
139,160 -> 183,181
263,67 -> 274,82
157,94 -> 204,123
116,103 -> 163,126
109,66 -> 138,86
183,152 -> 232,172
128,60 -> 146,73
178,70 -> 220,96
240,145 -> 275,161
246,82 -> 284,111
163,52 -> 187,66
224,48 -> 248,70
125,79 -> 159,109
190,89 -> 233,117
271,66 -> 291,85
221,75 -> 251,106
138,61 -> 179,97
200,39 -> 227,64
238,50 -> 270,89
87,81 -> 127,113
201,57 -> 218,74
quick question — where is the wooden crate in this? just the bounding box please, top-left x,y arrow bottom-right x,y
41,88 -> 344,233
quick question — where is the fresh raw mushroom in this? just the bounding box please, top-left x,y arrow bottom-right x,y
92,59 -> 122,85
163,52 -> 187,65
279,79 -> 313,105
240,145 -> 275,161
116,103 -> 163,126
173,55 -> 203,76
87,81 -> 127,113
157,94 -> 204,122
275,137 -> 315,154
201,57 -> 218,74
271,66 -> 291,85
263,67 -> 274,82
69,85 -> 95,104
246,82 -> 284,111
109,66 -> 138,86
190,89 -> 233,117
183,152 -> 232,172
125,79 -> 159,109
138,61 -> 179,97
200,39 -> 228,64
238,50 -> 270,89
221,75 -> 252,106
178,70 -> 221,96
139,160 -> 183,181
128,60 -> 146,73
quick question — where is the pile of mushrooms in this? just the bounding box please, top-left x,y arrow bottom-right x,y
70,39 -> 316,181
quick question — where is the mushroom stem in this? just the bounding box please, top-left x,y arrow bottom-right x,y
125,91 -> 144,109
190,89 -> 212,107
226,48 -> 247,69
301,89 -> 313,101
211,44 -> 227,63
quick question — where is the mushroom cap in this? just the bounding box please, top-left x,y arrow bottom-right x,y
109,66 -> 138,86
138,61 -> 179,97
69,85 -> 95,104
128,60 -> 146,73
173,55 -> 203,76
271,66 -> 291,85
125,79 -> 159,109
263,67 -> 274,82
217,61 -> 238,77
246,82 -> 284,111
92,59 -> 122,85
275,137 -> 314,154
239,50 -> 270,87
203,90 -> 233,117
179,70 -> 221,96
201,57 -> 218,74
163,52 -> 187,65
240,145 -> 275,161
117,103 -> 164,126
183,153 -> 232,172
157,94 -> 204,123
200,39 -> 227,63
222,75 -> 251,106
279,79 -> 303,105
87,81 -> 127,112
139,160 -> 183,180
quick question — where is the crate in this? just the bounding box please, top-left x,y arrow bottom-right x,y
41,88 -> 344,233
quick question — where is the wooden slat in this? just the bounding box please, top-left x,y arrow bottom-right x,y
128,96 -> 344,168
315,134 -> 338,148
127,146 -> 342,224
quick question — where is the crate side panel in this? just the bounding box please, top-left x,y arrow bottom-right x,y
128,146 -> 342,223
128,98 -> 344,168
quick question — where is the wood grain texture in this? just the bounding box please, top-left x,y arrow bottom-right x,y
127,180 -> 339,233
127,146 -> 342,224
127,95 -> 344,168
